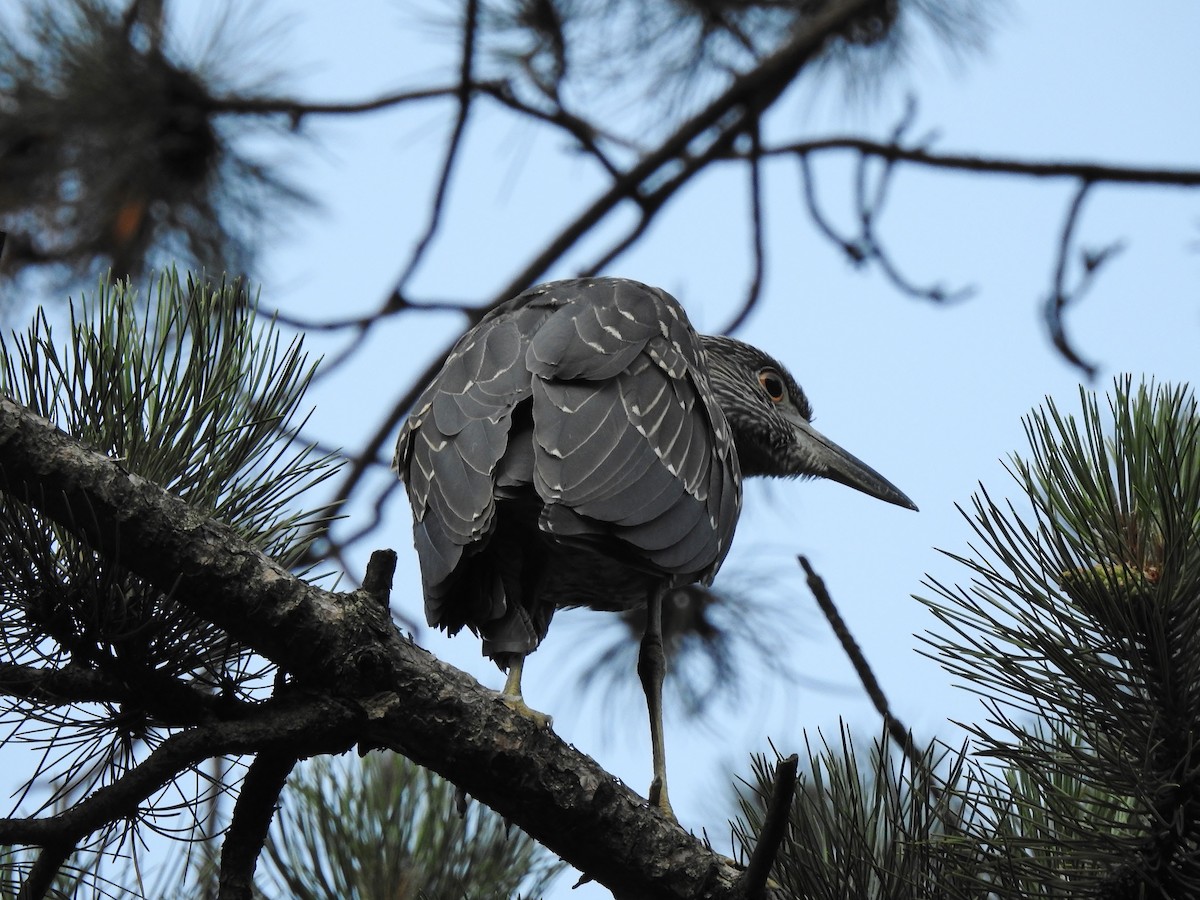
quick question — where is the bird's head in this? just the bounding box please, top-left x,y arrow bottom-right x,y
700,335 -> 917,510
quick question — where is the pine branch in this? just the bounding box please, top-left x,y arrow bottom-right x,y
798,556 -> 922,772
492,0 -> 882,304
0,660 -> 254,726
0,692 -> 359,848
755,137 -> 1200,186
735,753 -> 798,900
920,379 -> 1200,893
0,395 -> 752,899
218,750 -> 298,900
318,0 -> 885,562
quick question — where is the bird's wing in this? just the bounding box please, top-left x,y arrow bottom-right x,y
395,301 -> 539,618
526,278 -> 742,581
396,277 -> 742,634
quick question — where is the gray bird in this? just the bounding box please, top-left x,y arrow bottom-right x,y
395,277 -> 916,817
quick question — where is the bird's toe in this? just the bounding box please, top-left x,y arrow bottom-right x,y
496,691 -> 554,729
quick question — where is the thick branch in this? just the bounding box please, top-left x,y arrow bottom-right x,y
0,661 -> 140,706
0,397 -> 748,898
20,841 -> 73,900
494,0 -> 881,303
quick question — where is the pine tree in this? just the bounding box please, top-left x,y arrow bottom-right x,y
735,379 -> 1200,897
2,1 -> 1200,897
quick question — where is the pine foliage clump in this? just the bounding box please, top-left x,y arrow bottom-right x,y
736,378 -> 1200,898
0,0 -> 304,286
260,752 -> 565,900
0,272 -> 336,853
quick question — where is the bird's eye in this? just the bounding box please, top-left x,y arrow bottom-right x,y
758,369 -> 787,403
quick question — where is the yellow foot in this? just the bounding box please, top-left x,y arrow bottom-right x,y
648,777 -> 677,822
496,691 -> 553,729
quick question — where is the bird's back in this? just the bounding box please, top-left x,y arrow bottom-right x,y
396,278 -> 742,661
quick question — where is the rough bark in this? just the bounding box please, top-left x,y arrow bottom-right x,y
0,396 -> 751,897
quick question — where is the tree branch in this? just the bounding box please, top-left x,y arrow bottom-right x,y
20,840 -> 73,900
207,83 -> 498,122
0,661 -> 256,727
0,693 -> 359,848
392,0 -> 481,294
776,134 -> 1200,374
798,556 -> 923,775
760,137 -> 1200,186
734,753 -> 797,900
1044,181 -> 1101,379
314,0 -> 884,560
480,82 -> 626,177
0,397 -> 753,899
218,750 -> 298,900
494,0 -> 882,305
722,123 -> 767,335
0,662 -> 138,706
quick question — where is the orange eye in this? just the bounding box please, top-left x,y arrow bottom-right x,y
758,369 -> 786,403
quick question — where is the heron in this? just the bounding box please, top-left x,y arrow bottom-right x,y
395,276 -> 916,817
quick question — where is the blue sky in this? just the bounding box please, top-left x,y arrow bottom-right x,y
14,2 -> 1200,896
236,3 -> 1200,895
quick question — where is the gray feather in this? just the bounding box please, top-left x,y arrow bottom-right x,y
396,276 -> 743,661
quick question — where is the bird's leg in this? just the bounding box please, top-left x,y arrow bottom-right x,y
498,654 -> 552,728
638,589 -> 675,820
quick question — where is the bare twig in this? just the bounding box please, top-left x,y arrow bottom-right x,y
735,752 -> 798,900
803,144 -> 971,303
797,556 -> 923,774
20,839 -> 73,900
759,137 -> 1200,186
480,82 -> 627,177
857,146 -> 971,304
273,295 -> 480,334
207,83 -> 492,122
1044,181 -> 1101,379
394,0 -> 481,293
723,124 -> 767,335
218,750 -> 298,900
779,131 -> 1200,369
798,152 -> 865,263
